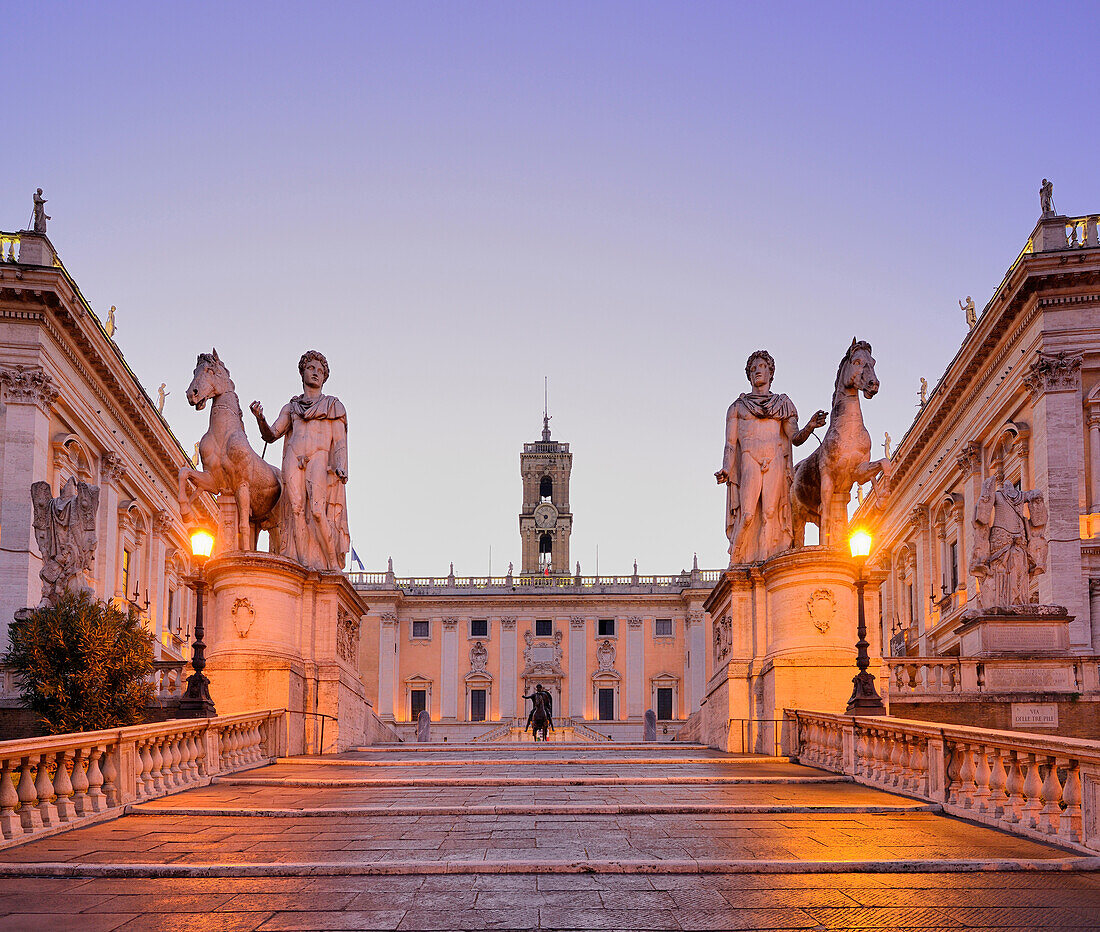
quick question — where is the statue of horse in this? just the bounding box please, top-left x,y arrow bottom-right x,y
178,349 -> 283,552
791,338 -> 890,548
529,701 -> 551,742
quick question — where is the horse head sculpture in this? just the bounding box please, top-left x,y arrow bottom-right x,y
186,348 -> 233,412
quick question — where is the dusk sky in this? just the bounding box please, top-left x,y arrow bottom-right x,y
4,3 -> 1099,575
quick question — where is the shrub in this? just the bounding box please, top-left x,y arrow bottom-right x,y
6,592 -> 156,734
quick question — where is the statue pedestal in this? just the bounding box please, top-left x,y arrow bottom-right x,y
700,547 -> 879,752
202,552 -> 368,754
954,607 -> 1072,657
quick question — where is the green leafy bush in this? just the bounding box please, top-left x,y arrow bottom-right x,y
5,592 -> 156,734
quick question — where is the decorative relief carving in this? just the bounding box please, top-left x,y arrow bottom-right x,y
100,450 -> 126,484
907,505 -> 930,532
713,614 -> 733,666
153,509 -> 173,535
31,479 -> 99,607
569,615 -> 586,630
627,616 -> 643,629
687,610 -> 705,627
500,616 -> 517,631
379,611 -> 398,627
337,608 -> 361,663
0,365 -> 59,410
231,597 -> 255,638
806,588 -> 837,634
469,639 -> 488,673
596,639 -> 616,671
956,441 -> 982,477
1023,351 -> 1082,397
441,616 -> 458,630
522,628 -> 564,677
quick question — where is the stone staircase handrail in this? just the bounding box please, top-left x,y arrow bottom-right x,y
0,709 -> 285,851
785,709 -> 1100,854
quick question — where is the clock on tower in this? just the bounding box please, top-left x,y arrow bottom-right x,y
519,410 -> 572,575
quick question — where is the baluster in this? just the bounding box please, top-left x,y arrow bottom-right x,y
988,747 -> 1008,818
888,734 -> 904,787
901,737 -> 918,793
1020,753 -> 1044,830
167,734 -> 183,788
0,759 -> 20,838
245,723 -> 259,764
1004,751 -> 1024,824
86,747 -> 107,813
100,745 -> 120,808
52,751 -> 76,821
233,724 -> 245,766
138,739 -> 155,799
70,748 -> 90,816
1060,760 -> 1083,845
911,739 -> 929,797
854,729 -> 868,777
34,753 -> 58,827
1038,756 -> 1063,836
149,739 -> 166,794
972,745 -> 992,815
16,757 -> 42,833
178,733 -> 196,784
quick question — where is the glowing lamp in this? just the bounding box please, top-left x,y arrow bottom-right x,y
848,529 -> 872,560
190,529 -> 214,561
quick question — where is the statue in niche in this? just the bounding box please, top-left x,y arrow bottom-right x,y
715,350 -> 826,564
32,189 -> 50,234
251,350 -> 350,572
969,478 -> 1048,612
1040,178 -> 1055,217
960,296 -> 977,330
30,479 -> 100,607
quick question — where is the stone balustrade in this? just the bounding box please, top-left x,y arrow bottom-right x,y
0,232 -> 20,264
0,710 -> 284,850
883,656 -> 1100,698
349,569 -> 721,593
0,661 -> 191,705
786,710 -> 1100,853
1064,215 -> 1100,248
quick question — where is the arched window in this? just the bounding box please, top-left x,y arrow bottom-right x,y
539,533 -> 553,571
539,475 -> 553,502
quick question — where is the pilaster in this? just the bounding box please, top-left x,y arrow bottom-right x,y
441,617 -> 458,720
378,612 -> 398,721
568,615 -> 586,720
1024,351 -> 1089,644
686,609 -> 706,712
499,616 -> 517,719
626,616 -> 644,719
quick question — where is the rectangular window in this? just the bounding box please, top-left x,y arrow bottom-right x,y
410,690 -> 427,719
657,687 -> 674,720
470,689 -> 486,722
166,588 -> 175,633
598,688 -> 615,721
535,619 -> 552,638
470,619 -> 488,638
121,548 -> 132,597
412,620 -> 430,638
597,618 -> 615,637
949,541 -> 959,592
655,618 -> 673,637
907,583 -> 915,623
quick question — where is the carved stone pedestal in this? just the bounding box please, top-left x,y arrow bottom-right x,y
201,551 -> 368,754
699,547 -> 880,752
954,606 -> 1072,657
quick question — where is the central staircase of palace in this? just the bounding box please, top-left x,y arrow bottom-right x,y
0,740 -> 1097,929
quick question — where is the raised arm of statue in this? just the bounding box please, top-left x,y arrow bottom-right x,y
249,400 -> 290,444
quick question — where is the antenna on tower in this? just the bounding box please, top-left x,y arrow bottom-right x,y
542,376 -> 552,441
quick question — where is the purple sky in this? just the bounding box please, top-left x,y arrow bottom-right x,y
4,3 -> 1098,574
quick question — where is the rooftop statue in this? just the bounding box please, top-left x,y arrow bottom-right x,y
1040,178 -> 1055,217
960,296 -> 976,330
179,348 -> 283,552
715,350 -> 826,564
884,431 -> 892,459
31,478 -> 99,607
252,350 -> 350,572
791,339 -> 890,548
105,306 -> 116,338
32,188 -> 50,234
919,377 -> 928,406
157,383 -> 169,413
969,478 -> 1048,612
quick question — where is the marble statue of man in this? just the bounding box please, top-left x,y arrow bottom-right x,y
32,188 -> 50,234
250,350 -> 350,572
969,478 -> 1047,611
715,350 -> 826,564
960,296 -> 976,329
1040,178 -> 1054,217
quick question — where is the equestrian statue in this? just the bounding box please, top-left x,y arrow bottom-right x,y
523,684 -> 554,742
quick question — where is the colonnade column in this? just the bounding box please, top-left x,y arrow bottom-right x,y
441,617 -> 458,720
499,617 -> 517,721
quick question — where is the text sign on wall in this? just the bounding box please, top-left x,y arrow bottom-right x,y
1011,703 -> 1059,729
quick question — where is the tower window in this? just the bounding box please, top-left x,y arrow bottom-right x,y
539,475 -> 553,502
539,533 -> 553,571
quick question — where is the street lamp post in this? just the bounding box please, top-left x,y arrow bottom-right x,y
179,528 -> 217,718
846,529 -> 886,716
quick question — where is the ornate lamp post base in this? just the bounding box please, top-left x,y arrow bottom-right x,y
179,671 -> 217,717
846,671 -> 886,716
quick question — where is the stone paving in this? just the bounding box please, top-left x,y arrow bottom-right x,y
0,742 -> 1097,930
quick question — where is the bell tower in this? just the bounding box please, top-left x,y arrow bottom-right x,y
519,399 -> 572,575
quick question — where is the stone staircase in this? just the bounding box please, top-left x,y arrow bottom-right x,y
0,741 -> 1097,929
